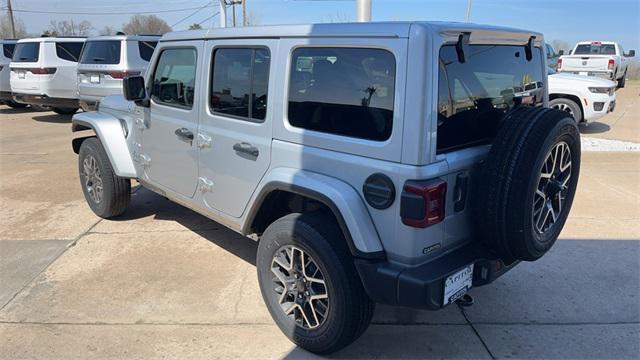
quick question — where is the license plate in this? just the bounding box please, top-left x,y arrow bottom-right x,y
90,74 -> 100,83
18,71 -> 25,79
444,264 -> 473,305
579,71 -> 588,76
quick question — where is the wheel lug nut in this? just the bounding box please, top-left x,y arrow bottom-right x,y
302,278 -> 306,283
298,294 -> 302,298
305,291 -> 309,296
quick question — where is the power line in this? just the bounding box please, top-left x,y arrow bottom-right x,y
171,2 -> 215,27
197,11 -> 221,26
9,5 -> 216,16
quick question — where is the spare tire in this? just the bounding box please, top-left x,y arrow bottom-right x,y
478,107 -> 581,262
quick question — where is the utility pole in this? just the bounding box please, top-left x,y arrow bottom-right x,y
465,0 -> 472,22
356,0 -> 372,22
242,0 -> 247,26
218,0 -> 227,28
232,1 -> 236,27
7,0 -> 17,38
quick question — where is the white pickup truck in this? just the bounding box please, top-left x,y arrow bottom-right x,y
557,41 -> 635,88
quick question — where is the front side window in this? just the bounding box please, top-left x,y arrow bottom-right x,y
12,42 -> 40,62
138,40 -> 158,62
210,47 -> 270,121
80,40 -> 121,64
574,43 -> 616,55
3,43 -> 15,59
55,42 -> 83,62
288,47 -> 396,141
437,44 -> 544,153
151,48 -> 197,109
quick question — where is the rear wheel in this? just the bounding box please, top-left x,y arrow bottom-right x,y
30,105 -> 51,112
618,71 -> 626,88
478,107 -> 581,261
549,98 -> 582,123
78,137 -> 131,218
5,101 -> 28,108
257,212 -> 374,354
52,107 -> 78,115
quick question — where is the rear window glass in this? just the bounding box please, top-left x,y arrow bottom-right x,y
437,45 -> 544,153
12,42 -> 40,62
138,40 -> 157,62
3,43 -> 15,59
55,42 -> 83,62
288,47 -> 395,141
80,40 -> 121,64
574,44 -> 616,55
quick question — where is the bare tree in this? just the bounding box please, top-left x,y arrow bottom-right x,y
48,20 -> 93,36
99,25 -> 118,36
122,15 -> 172,35
188,23 -> 203,30
244,11 -> 260,26
550,40 -> 572,54
0,14 -> 28,38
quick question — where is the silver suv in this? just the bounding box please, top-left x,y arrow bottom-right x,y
71,22 -> 581,354
77,34 -> 159,111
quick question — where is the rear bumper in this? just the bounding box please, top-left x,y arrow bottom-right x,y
563,70 -> 615,80
355,242 -> 518,310
13,93 -> 79,109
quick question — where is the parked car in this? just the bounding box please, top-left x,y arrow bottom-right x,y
548,67 -> 616,124
10,36 -> 85,114
71,23 -> 580,354
545,42 -> 562,70
0,39 -> 27,108
77,34 -> 160,111
558,41 -> 635,88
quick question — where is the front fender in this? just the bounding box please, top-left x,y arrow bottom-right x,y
72,112 -> 137,178
243,167 -> 385,259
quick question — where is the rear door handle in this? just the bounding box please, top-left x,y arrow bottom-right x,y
233,142 -> 259,157
174,128 -> 194,143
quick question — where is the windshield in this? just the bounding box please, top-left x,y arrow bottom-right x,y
574,44 -> 616,55
80,40 -> 121,64
12,42 -> 40,62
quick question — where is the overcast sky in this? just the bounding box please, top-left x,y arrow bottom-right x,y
5,0 -> 639,51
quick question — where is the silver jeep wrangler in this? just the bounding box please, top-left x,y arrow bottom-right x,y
71,22 -> 580,354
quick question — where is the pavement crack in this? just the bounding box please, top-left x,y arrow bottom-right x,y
458,303 -> 496,360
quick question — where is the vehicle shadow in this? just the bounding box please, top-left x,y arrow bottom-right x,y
32,114 -> 73,124
579,121 -> 610,134
0,106 -> 38,115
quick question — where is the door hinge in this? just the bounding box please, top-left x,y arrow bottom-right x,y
134,152 -> 151,167
135,117 -> 145,130
197,133 -> 212,149
199,177 -> 214,193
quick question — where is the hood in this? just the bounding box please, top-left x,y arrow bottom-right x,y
550,73 -> 615,87
99,95 -> 133,112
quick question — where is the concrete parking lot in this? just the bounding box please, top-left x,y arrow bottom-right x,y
1,86 -> 639,359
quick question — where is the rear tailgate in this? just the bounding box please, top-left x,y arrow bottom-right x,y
561,55 -> 612,72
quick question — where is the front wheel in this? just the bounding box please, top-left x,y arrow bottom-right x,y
53,107 -> 78,115
5,100 -> 28,109
618,71 -> 626,88
549,98 -> 583,123
257,212 -> 374,354
78,137 -> 131,218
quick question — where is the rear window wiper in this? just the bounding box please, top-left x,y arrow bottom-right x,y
92,57 -> 105,62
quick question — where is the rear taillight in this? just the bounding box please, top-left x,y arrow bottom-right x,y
29,67 -> 56,75
557,58 -> 562,70
109,70 -> 140,79
400,179 -> 447,228
608,59 -> 615,70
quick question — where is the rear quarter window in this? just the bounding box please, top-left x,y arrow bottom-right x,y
3,43 -> 15,59
12,42 -> 40,62
80,40 -> 121,64
437,44 -> 545,153
55,42 -> 84,62
138,41 -> 157,62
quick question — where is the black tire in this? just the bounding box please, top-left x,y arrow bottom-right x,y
78,137 -> 131,218
30,104 -> 51,112
257,212 -> 374,354
5,100 -> 28,108
52,107 -> 78,115
549,98 -> 583,123
477,107 -> 581,262
618,71 -> 626,88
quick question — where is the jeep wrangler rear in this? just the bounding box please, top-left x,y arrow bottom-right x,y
71,22 -> 580,354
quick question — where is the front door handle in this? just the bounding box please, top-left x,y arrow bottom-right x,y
174,128 -> 194,144
233,142 -> 259,157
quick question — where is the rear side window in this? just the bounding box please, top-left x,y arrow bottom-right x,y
288,47 -> 395,141
55,42 -> 83,62
80,40 -> 121,64
210,47 -> 271,121
12,42 -> 40,62
437,45 -> 544,153
3,43 -> 15,59
138,41 -> 157,62
574,43 -> 616,55
151,48 -> 197,109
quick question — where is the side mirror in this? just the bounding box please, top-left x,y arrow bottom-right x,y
626,50 -> 635,57
123,76 -> 146,102
568,50 -> 573,55
558,49 -> 564,56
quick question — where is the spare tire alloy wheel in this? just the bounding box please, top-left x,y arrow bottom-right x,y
533,141 -> 572,234
270,245 -> 329,329
82,154 -> 103,204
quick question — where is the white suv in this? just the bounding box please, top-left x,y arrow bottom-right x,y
71,23 -> 581,354
77,35 -> 159,111
10,37 -> 85,114
0,39 -> 27,108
